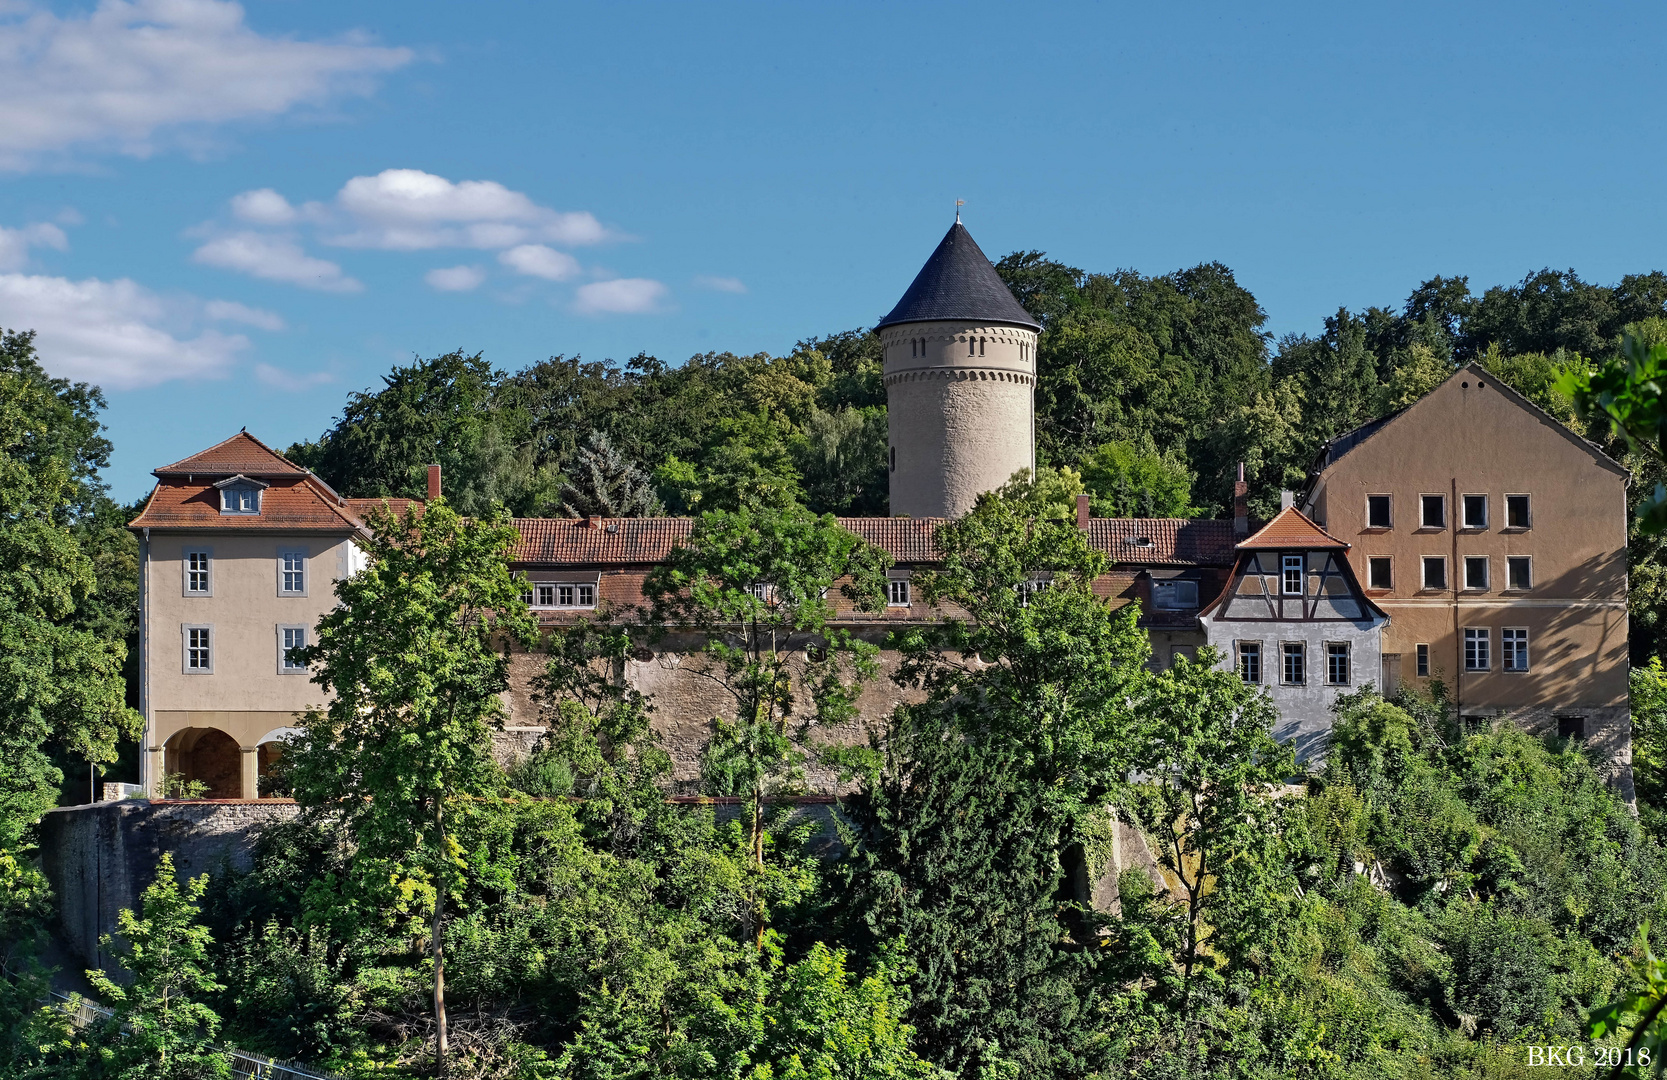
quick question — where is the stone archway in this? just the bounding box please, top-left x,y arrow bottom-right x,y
255,727 -> 300,797
162,727 -> 241,799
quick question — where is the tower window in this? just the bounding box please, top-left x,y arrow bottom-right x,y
967,337 -> 974,356
890,446 -> 896,472
979,337 -> 986,356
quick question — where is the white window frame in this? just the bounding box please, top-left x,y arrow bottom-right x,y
1419,493 -> 1447,529
277,547 -> 308,597
1325,641 -> 1351,686
1463,555 -> 1489,592
1464,627 -> 1490,672
1365,494 -> 1392,530
1461,493 -> 1489,530
1281,641 -> 1306,685
1421,556 -> 1448,591
1504,493 -> 1532,531
182,624 -> 213,674
887,577 -> 911,607
219,485 -> 260,515
1237,640 -> 1262,684
526,577 -> 601,609
183,547 -> 213,596
1367,556 -> 1392,590
278,624 -> 309,674
1282,555 -> 1304,596
1506,555 -> 1532,591
1502,627 -> 1529,672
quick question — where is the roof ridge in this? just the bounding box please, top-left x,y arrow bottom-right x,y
1237,505 -> 1348,549
153,431 -> 306,477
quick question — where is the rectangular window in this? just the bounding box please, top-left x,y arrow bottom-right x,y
1416,643 -> 1430,677
529,581 -> 598,608
1282,555 -> 1304,595
1420,494 -> 1446,529
1461,494 -> 1488,530
1368,556 -> 1392,590
1557,715 -> 1586,740
1506,494 -> 1531,530
278,549 -> 307,596
183,625 -> 212,673
888,578 -> 911,606
1366,494 -> 1392,529
219,484 -> 261,514
1326,641 -> 1350,685
280,626 -> 308,673
1238,641 -> 1261,684
576,583 -> 596,607
1422,556 -> 1447,590
1507,556 -> 1532,590
1464,556 -> 1489,591
534,584 -> 554,606
1152,580 -> 1199,609
184,549 -> 211,595
1464,627 -> 1490,671
1502,627 -> 1529,672
1282,642 -> 1305,685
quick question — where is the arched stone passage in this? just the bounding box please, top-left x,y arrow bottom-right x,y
162,727 -> 241,798
256,727 -> 300,797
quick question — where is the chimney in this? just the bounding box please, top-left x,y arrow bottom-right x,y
1076,493 -> 1090,530
587,514 -> 602,529
427,464 -> 442,501
1280,489 -> 1295,511
1233,462 -> 1249,537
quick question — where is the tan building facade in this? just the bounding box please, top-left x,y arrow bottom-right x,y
1300,366 -> 1632,789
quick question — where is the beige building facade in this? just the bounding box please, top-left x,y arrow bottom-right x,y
1301,366 -> 1632,789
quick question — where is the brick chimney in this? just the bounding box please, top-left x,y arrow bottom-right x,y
427,464 -> 442,501
1076,493 -> 1090,530
587,514 -> 602,529
1233,462 -> 1249,537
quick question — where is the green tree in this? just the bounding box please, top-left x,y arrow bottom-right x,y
86,852 -> 230,1079
794,406 -> 889,516
644,504 -> 887,944
1561,333 -> 1667,531
1077,439 -> 1193,518
556,430 -> 663,518
282,499 -> 537,1075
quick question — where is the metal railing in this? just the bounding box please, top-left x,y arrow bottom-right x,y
46,992 -> 346,1080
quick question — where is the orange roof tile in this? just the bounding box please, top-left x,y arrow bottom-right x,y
1236,506 -> 1348,550
153,431 -> 306,477
129,476 -> 362,532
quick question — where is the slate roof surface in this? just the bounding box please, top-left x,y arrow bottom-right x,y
875,222 -> 1042,331
513,515 -> 1238,567
1237,506 -> 1348,550
129,477 -> 363,532
153,432 -> 307,477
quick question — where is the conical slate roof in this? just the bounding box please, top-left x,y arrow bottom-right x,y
876,221 -> 1041,331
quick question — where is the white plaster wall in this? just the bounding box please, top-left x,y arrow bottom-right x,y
881,320 -> 1038,518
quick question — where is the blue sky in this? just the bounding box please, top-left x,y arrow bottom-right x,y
2,0 -> 1664,501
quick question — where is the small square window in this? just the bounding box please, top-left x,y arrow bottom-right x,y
1422,556 -> 1447,590
1282,642 -> 1305,685
1507,556 -> 1532,590
280,626 -> 308,673
1326,641 -> 1350,685
1464,556 -> 1489,591
535,584 -> 556,607
1415,643 -> 1430,677
1282,555 -> 1304,595
1461,494 -> 1488,530
184,550 -> 211,595
1506,494 -> 1531,530
888,578 -> 911,606
1464,627 -> 1490,671
576,584 -> 596,607
1238,642 -> 1261,684
1420,494 -> 1446,529
1366,495 -> 1392,529
1368,556 -> 1392,590
1502,627 -> 1529,672
1557,715 -> 1585,740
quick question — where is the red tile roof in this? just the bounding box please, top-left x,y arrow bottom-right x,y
129,476 -> 363,532
512,515 -> 1238,567
153,431 -> 306,477
1236,506 -> 1347,549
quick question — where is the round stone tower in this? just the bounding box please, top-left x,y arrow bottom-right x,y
878,219 -> 1041,518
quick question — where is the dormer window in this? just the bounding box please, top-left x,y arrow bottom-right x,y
213,474 -> 268,515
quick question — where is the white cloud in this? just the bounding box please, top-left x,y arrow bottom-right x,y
0,0 -> 411,169
230,188 -> 298,225
327,169 -> 608,250
192,231 -> 361,292
498,244 -> 579,281
574,278 -> 667,316
693,274 -> 747,294
0,272 -> 245,388
0,222 -> 68,270
254,362 -> 332,390
204,298 -> 285,330
424,264 -> 486,292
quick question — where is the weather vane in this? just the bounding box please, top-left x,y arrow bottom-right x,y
955,198 -> 964,223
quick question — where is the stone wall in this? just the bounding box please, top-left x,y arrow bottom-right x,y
38,799 -> 300,971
